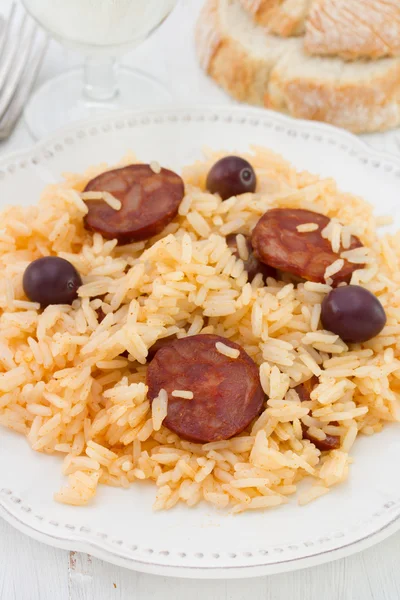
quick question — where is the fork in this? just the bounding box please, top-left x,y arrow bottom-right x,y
0,3 -> 48,140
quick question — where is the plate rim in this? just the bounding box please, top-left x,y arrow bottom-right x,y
1,104 -> 400,173
2,493 -> 400,579
2,104 -> 400,579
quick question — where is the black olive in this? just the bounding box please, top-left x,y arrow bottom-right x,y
321,285 -> 386,343
23,256 -> 82,307
206,156 -> 256,200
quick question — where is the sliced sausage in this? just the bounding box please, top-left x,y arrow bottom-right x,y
251,208 -> 362,285
121,335 -> 178,362
146,334 -> 264,443
296,375 -> 319,403
83,164 -> 184,245
303,427 -> 341,452
226,234 -> 277,282
295,377 -> 341,451
96,306 -> 106,323
147,334 -> 178,361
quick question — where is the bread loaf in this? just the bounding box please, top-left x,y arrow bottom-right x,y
266,47 -> 400,133
196,0 -> 296,105
305,0 -> 400,60
238,0 -> 311,36
196,0 -> 400,132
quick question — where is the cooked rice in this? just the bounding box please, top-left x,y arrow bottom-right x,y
236,234 -> 249,261
324,259 -> 344,280
215,341 -> 240,359
81,191 -> 121,211
151,389 -> 168,431
150,161 -> 161,174
171,390 -> 194,399
296,223 -> 319,233
321,218 -> 342,253
0,147 -> 399,512
341,247 -> 373,264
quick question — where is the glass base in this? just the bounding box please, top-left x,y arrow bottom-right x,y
24,67 -> 172,140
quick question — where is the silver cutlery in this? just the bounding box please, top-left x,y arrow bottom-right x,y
0,2 -> 48,140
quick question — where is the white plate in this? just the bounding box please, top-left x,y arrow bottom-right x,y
1,106 -> 400,579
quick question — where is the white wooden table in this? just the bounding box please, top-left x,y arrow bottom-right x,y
1,1 -> 400,598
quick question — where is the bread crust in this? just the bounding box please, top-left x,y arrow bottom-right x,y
305,0 -> 400,60
266,53 -> 400,133
196,0 -> 280,104
196,0 -> 400,133
239,0 -> 309,36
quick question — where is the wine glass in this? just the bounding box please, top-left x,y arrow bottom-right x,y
22,0 -> 177,139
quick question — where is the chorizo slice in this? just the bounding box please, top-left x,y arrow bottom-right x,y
295,377 -> 340,451
147,334 -> 178,361
146,334 -> 264,443
303,427 -> 341,452
296,375 -> 319,403
83,164 -> 184,245
226,234 -> 277,282
95,306 -> 106,323
251,208 -> 362,285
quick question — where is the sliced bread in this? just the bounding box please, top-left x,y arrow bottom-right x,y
196,0 -> 296,105
304,0 -> 400,60
196,0 -> 400,132
238,0 -> 311,36
266,47 -> 400,133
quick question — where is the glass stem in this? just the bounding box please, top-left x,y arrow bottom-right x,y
83,57 -> 118,102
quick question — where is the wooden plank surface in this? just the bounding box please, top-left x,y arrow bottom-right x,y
1,518 -> 400,600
